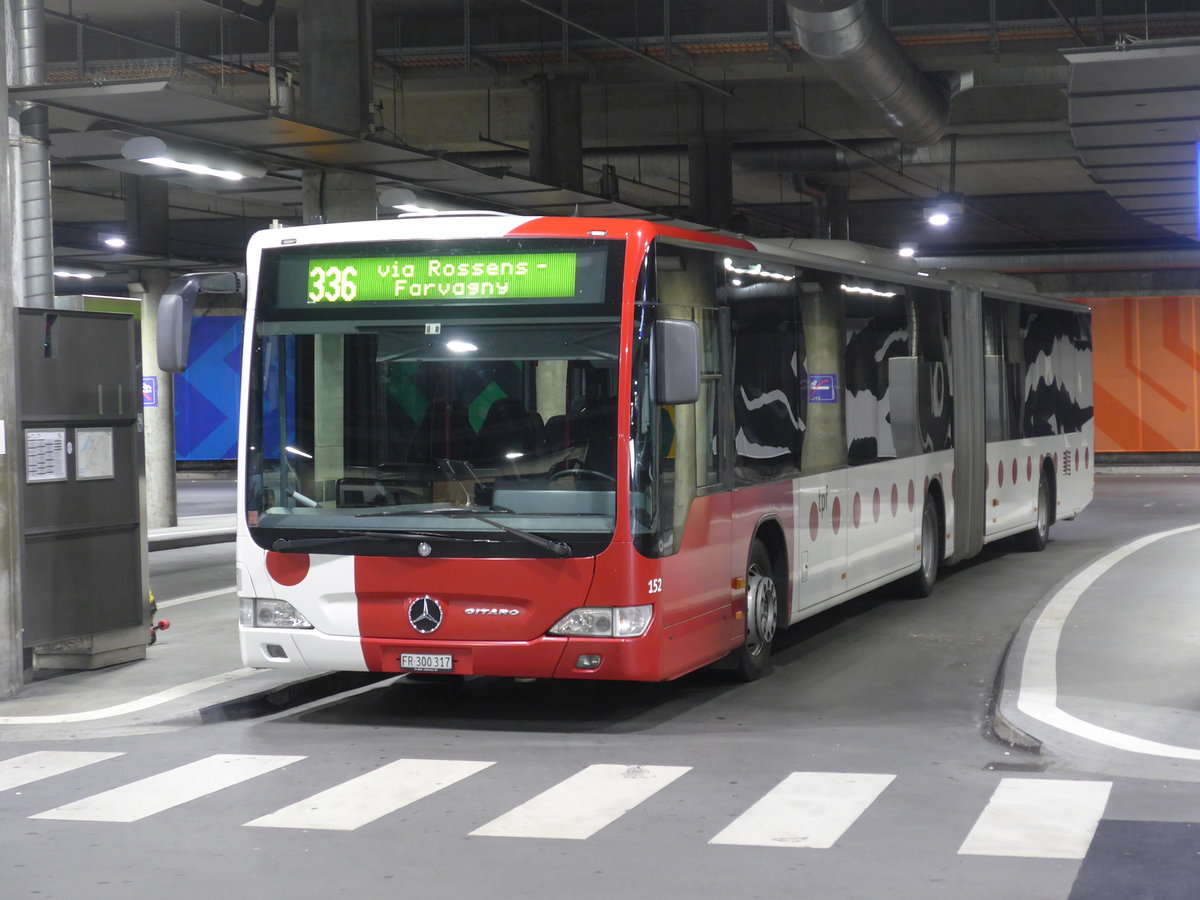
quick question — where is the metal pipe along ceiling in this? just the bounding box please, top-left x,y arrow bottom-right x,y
786,0 -> 950,148
15,0 -> 53,309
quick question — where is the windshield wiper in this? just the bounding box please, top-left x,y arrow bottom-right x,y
437,508 -> 572,558
271,529 -> 485,553
354,506 -> 572,557
356,504 -> 514,517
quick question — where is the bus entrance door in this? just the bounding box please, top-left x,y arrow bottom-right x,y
793,473 -> 849,615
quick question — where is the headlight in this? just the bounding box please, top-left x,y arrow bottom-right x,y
548,605 -> 653,638
241,597 -> 314,629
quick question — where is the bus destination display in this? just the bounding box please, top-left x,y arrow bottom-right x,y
306,252 -> 578,303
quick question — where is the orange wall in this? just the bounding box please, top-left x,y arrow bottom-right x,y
1080,296 -> 1200,452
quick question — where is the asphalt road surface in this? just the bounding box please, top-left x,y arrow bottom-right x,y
2,475 -> 1199,899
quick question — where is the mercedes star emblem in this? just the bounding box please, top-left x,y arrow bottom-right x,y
408,596 -> 443,634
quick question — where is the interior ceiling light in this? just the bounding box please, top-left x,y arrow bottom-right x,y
840,283 -> 898,298
897,244 -> 917,258
121,136 -> 266,181
924,192 -> 964,228
379,186 -> 438,214
103,236 -> 127,248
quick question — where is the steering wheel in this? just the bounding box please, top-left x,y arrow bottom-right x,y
548,468 -> 616,484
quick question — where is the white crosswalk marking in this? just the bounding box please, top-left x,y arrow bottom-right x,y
709,772 -> 895,848
31,754 -> 304,823
471,763 -> 691,840
958,778 -> 1112,859
0,751 -> 124,792
245,758 -> 494,831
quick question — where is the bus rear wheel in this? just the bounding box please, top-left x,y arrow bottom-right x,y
901,495 -> 942,598
1016,472 -> 1052,552
733,540 -> 779,681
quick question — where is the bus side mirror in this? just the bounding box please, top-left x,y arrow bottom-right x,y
653,318 -> 700,405
156,271 -> 244,373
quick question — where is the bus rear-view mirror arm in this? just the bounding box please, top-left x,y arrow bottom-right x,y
157,271 -> 246,373
653,318 -> 700,405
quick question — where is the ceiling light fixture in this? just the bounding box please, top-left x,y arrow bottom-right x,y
897,244 -> 917,258
379,186 -> 439,215
121,136 -> 266,181
53,264 -> 105,279
924,193 -> 964,228
104,236 -> 127,248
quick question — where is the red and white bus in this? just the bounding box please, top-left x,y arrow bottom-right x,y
228,214 -> 1092,682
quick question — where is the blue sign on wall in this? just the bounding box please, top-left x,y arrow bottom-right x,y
174,316 -> 243,461
808,373 -> 839,403
142,375 -> 158,408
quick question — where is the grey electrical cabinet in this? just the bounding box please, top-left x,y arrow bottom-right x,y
17,309 -> 148,670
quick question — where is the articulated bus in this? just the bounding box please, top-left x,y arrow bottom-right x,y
227,213 -> 1092,682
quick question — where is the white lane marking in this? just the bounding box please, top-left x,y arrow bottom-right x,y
245,758 -> 494,831
709,772 -> 895,848
958,778 -> 1112,859
0,751 -> 124,792
0,668 -> 260,725
32,754 -> 304,823
470,764 -> 691,840
1016,523 -> 1200,760
157,586 -> 236,609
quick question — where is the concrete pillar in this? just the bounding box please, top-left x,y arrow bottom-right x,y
136,269 -> 177,529
124,174 -> 175,529
296,0 -> 371,135
529,75 -> 583,191
301,169 -> 377,224
1,7 -> 26,698
123,173 -> 169,258
687,137 -> 733,228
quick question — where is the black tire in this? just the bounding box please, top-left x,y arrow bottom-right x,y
901,495 -> 942,598
733,540 -> 780,682
1016,472 -> 1052,552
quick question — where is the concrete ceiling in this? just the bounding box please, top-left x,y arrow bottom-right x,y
20,0 -> 1200,292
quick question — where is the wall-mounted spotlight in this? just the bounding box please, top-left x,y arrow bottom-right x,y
924,193 -> 964,228
897,244 -> 917,258
104,236 -> 127,248
379,186 -> 438,215
121,136 -> 266,181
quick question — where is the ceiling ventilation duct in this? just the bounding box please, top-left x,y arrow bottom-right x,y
786,0 -> 950,147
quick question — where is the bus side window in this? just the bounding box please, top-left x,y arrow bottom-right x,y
842,280 -> 911,463
728,263 -> 804,485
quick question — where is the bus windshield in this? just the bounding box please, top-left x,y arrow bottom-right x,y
245,237 -> 624,557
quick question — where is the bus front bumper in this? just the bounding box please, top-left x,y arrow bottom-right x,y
240,627 -> 667,681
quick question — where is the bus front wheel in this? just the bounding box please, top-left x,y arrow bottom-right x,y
733,540 -> 779,681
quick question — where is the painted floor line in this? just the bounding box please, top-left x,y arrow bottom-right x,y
959,778 -> 1112,859
1016,523 -> 1200,760
0,668 -> 260,725
245,758 -> 495,831
32,753 -> 304,822
709,771 -> 895,848
157,586 -> 237,609
0,750 -> 125,791
471,764 -> 691,840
